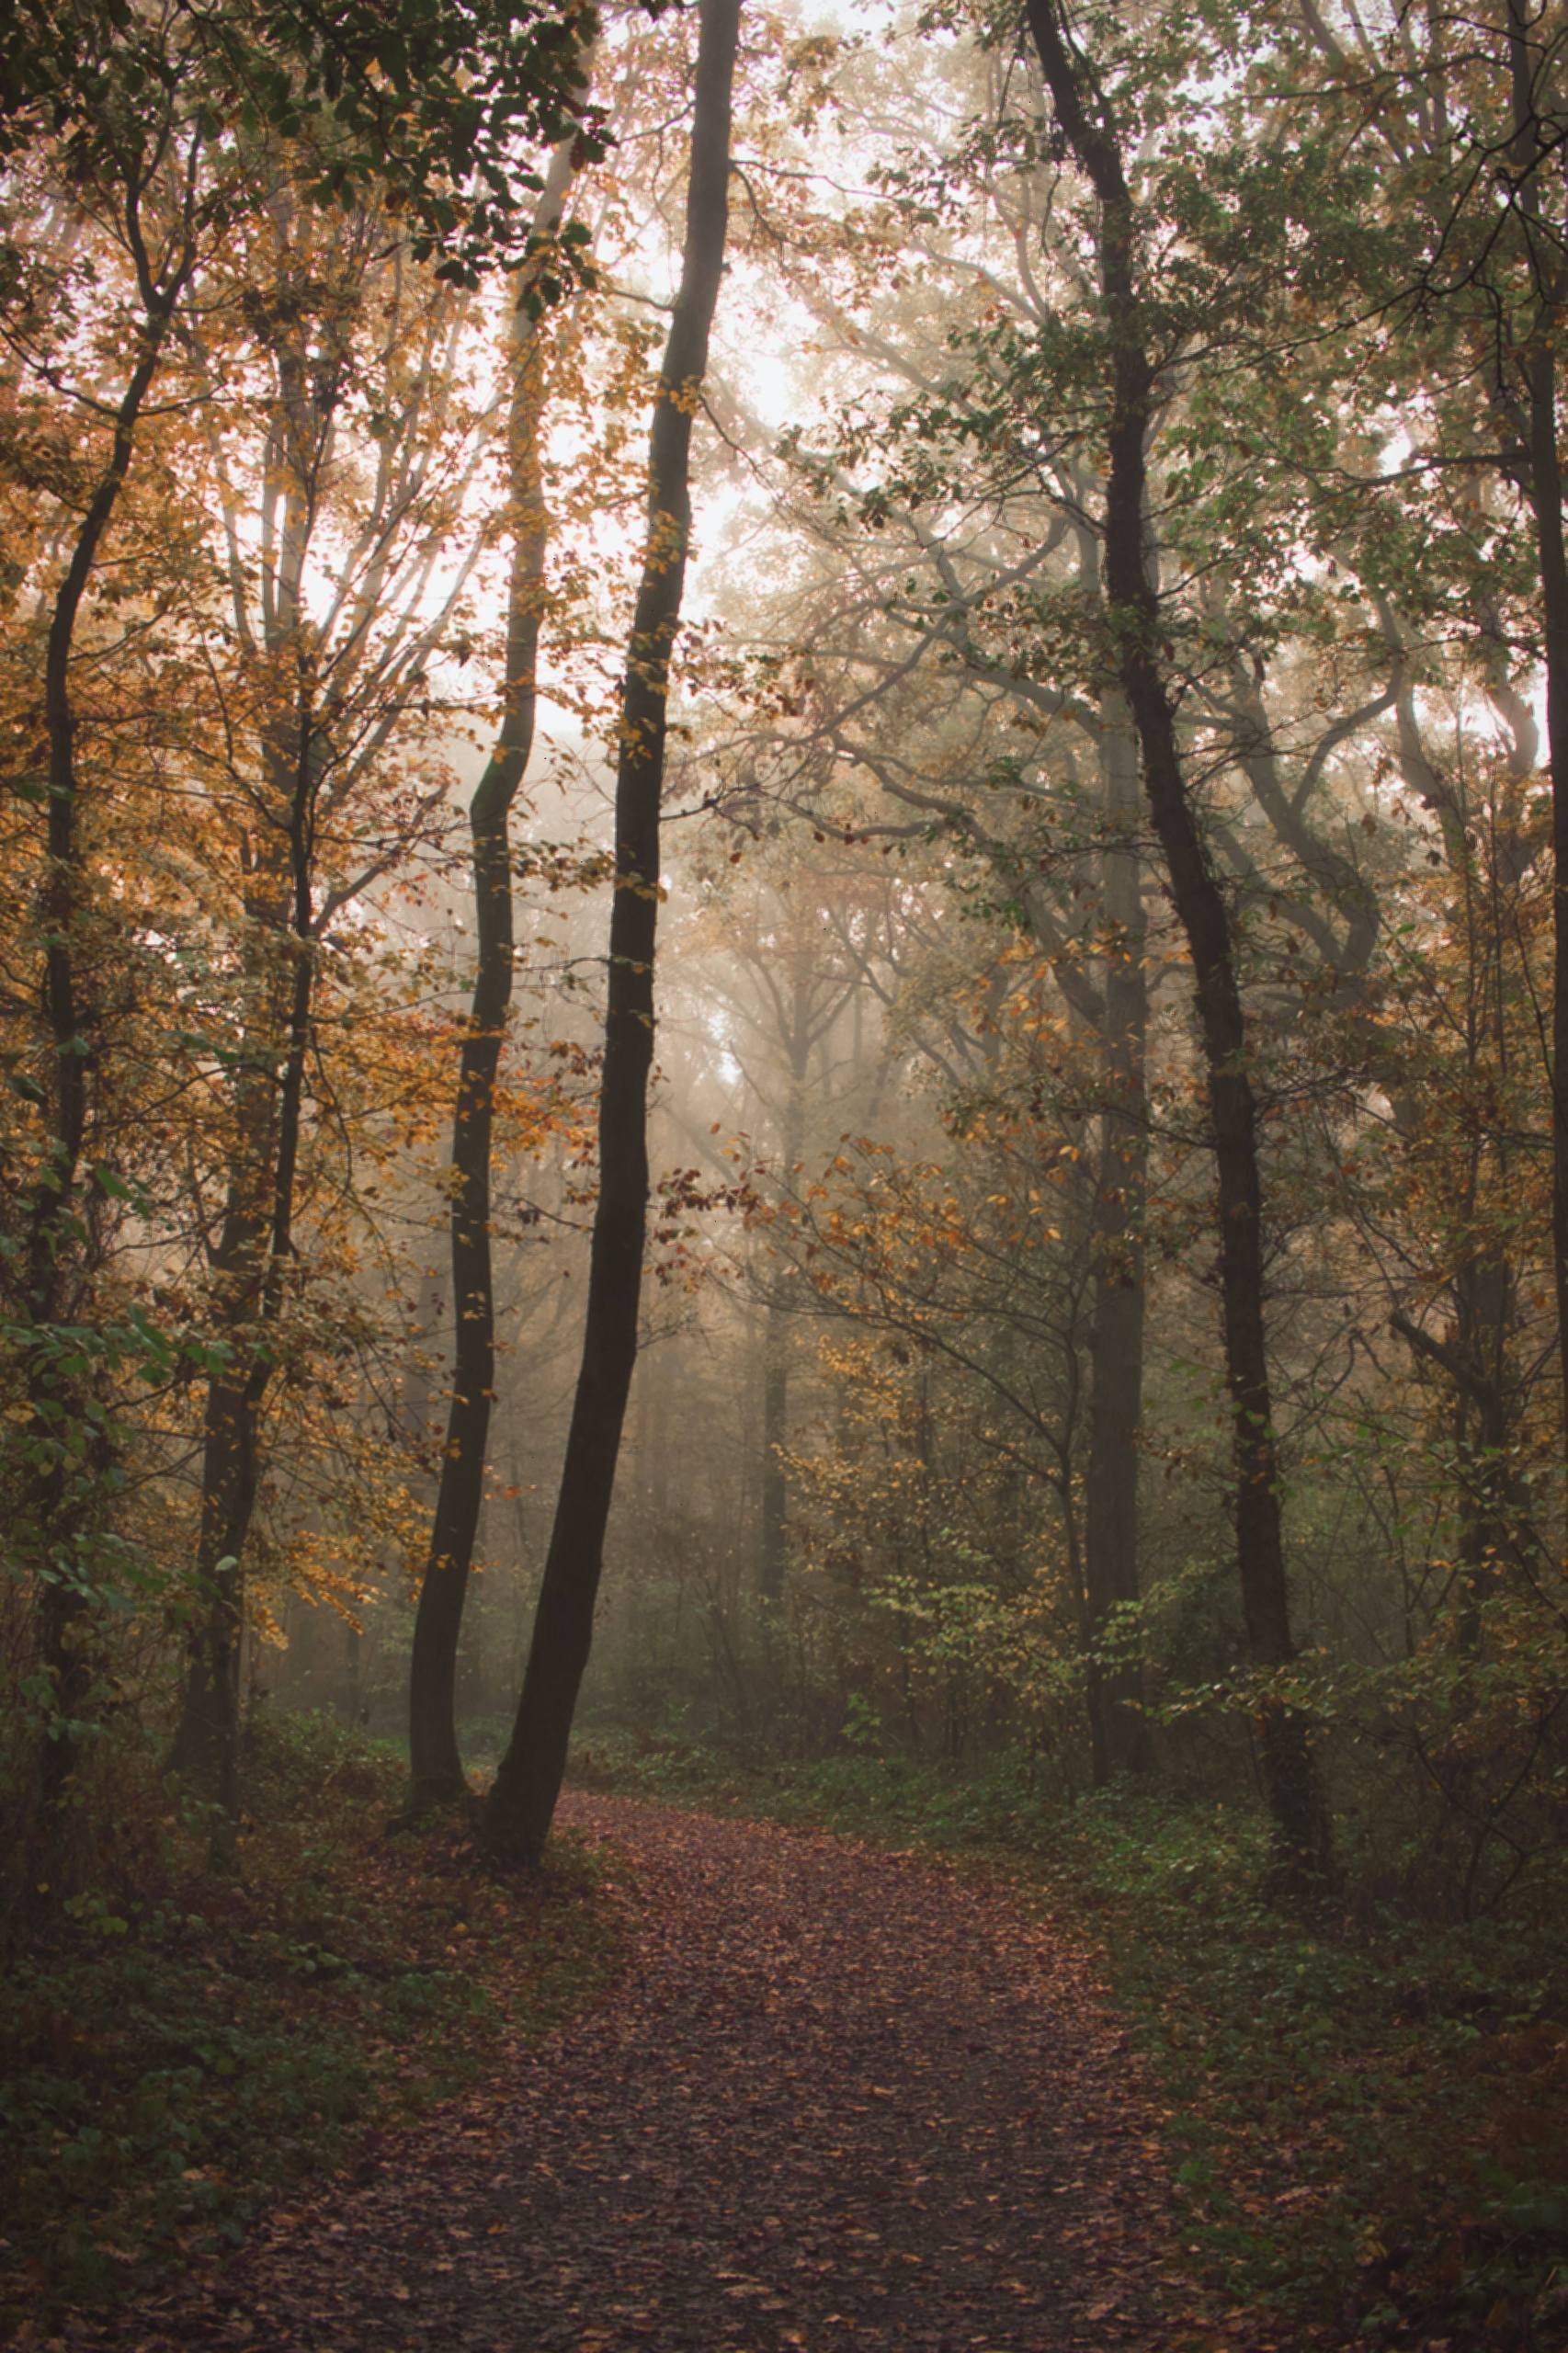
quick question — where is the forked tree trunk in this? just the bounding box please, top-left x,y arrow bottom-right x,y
483,0 -> 741,1865
1024,0 -> 1333,1886
172,301 -> 332,1837
406,138 -> 581,1810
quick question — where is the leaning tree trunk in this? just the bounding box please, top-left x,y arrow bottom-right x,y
407,139 -> 581,1810
483,0 -> 741,1864
1024,0 -> 1333,1887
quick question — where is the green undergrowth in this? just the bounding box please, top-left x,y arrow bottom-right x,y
1,1713 -> 624,2330
570,1728 -> 1568,2350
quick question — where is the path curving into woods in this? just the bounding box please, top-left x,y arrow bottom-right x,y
99,1795 -> 1200,2351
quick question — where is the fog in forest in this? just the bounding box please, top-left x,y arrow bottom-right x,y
7,0 -> 1568,2335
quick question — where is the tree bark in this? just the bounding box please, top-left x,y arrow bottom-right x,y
28,192 -> 190,1823
1082,690 -> 1152,1781
759,1006 -> 809,1607
172,262 -> 332,1833
483,0 -> 741,1865
1505,0 -> 1568,1457
170,738 -> 315,1842
1024,0 -> 1333,1885
758,1302 -> 790,1606
407,138 -> 580,1809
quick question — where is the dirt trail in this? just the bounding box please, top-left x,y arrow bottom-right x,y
104,1794 -> 1194,2352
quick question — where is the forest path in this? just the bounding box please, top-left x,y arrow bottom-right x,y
124,1793 -> 1195,2352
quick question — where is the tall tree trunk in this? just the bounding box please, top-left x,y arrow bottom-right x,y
1505,0 -> 1568,1454
407,139 -> 580,1810
28,224 -> 187,1824
172,296 -> 327,1835
1393,1244 -> 1528,1642
1024,0 -> 1333,1885
1531,348 -> 1568,1449
1448,1245 -> 1517,1634
759,1021 -> 808,1607
758,1300 -> 790,1606
1082,689 -> 1151,1781
483,0 -> 741,1864
171,752 -> 315,1843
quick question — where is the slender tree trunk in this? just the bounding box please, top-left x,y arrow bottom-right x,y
1531,351 -> 1568,1451
758,1306 -> 790,1605
171,768 -> 315,1843
1394,1252 -> 1525,1645
1394,1244 -> 1521,1836
759,1030 -> 808,1606
176,1372 -> 262,1822
483,0 -> 741,1864
1083,689 -> 1151,1781
407,140 -> 579,1809
1452,1248 -> 1517,1632
1506,0 -> 1568,1453
172,315 -> 325,1833
29,244 -> 186,1822
175,228 -> 434,1831
1024,0 -> 1332,1885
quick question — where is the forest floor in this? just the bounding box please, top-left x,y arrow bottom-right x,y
44,1790 -> 1232,2353
557,1745 -> 1568,2353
